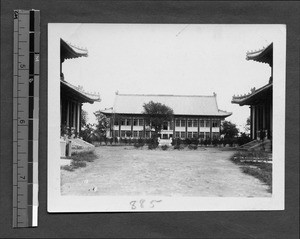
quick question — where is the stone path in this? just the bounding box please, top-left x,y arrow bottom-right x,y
61,146 -> 271,197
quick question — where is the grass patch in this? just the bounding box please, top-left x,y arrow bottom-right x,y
231,151 -> 272,193
61,151 -> 97,171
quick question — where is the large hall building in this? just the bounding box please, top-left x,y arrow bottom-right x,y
101,93 -> 231,140
232,43 -> 273,141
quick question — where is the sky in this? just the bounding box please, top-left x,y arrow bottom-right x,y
55,24 -> 277,132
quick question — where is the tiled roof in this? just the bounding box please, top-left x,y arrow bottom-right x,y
61,79 -> 101,103
105,93 -> 231,117
231,83 -> 272,106
246,43 -> 273,66
61,38 -> 88,61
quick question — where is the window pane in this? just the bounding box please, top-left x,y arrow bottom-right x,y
133,119 -> 138,126
193,120 -> 198,127
192,132 -> 198,138
121,130 -> 126,137
114,130 -> 119,137
181,120 -> 186,127
138,119 -> 144,126
205,132 -> 210,139
205,120 -> 210,127
175,119 -> 180,127
175,131 -> 180,138
188,120 -> 192,127
200,120 -> 204,127
199,132 -> 204,138
181,132 -> 186,138
188,132 -> 192,138
126,119 -> 132,126
121,119 -> 125,125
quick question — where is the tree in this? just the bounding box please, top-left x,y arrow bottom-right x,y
142,101 -> 174,138
81,109 -> 88,128
94,110 -> 110,137
221,120 -> 239,139
244,116 -> 251,135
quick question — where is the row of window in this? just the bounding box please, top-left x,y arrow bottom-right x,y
113,118 -> 220,127
112,130 -> 219,139
174,132 -> 219,139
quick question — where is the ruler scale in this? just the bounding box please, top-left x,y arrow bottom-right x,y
13,9 -> 40,228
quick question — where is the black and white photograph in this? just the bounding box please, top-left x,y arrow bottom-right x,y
48,24 -> 285,212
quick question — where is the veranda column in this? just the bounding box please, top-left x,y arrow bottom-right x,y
209,118 -> 212,139
185,117 -> 188,138
173,117 -> 175,138
78,103 -> 82,135
76,102 -> 80,136
197,118 -> 200,137
143,117 -> 146,138
131,116 -> 133,137
66,100 -> 70,128
73,102 -> 76,130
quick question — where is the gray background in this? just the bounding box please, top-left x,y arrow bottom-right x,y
1,1 -> 299,238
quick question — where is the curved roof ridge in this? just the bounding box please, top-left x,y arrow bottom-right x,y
117,93 -> 216,98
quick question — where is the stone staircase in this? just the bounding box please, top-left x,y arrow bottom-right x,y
239,139 -> 272,152
70,138 -> 95,154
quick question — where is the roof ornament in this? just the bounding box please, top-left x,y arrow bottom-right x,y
115,90 -> 119,95
251,87 -> 256,93
213,92 -> 217,97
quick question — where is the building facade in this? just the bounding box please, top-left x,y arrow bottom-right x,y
101,93 -> 231,140
60,39 -> 100,136
232,43 -> 273,141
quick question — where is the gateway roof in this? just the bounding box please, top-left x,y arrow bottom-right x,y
103,93 -> 231,117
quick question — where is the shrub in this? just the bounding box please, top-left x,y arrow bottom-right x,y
138,138 -> 145,147
134,143 -> 141,148
188,144 -> 198,150
237,133 -> 251,146
124,138 -> 128,145
114,136 -> 119,144
161,145 -> 169,150
191,137 -> 199,146
109,137 -> 113,145
148,137 -> 159,150
172,138 -> 181,146
185,138 -> 192,145
212,138 -> 219,147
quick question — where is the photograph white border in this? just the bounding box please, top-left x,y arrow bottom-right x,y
47,24 -> 285,212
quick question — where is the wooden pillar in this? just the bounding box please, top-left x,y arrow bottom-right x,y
131,116 -> 133,137
173,117 -> 175,138
66,100 -> 70,127
119,117 -> 121,138
78,104 -> 82,135
73,102 -> 76,129
197,118 -> 200,138
185,118 -> 188,138
76,102 -> 80,135
262,104 -> 266,129
250,106 -> 253,139
143,117 -> 146,138
209,118 -> 212,139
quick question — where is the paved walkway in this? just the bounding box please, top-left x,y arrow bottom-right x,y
61,146 -> 271,197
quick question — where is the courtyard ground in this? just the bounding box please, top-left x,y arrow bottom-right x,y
61,146 -> 271,197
